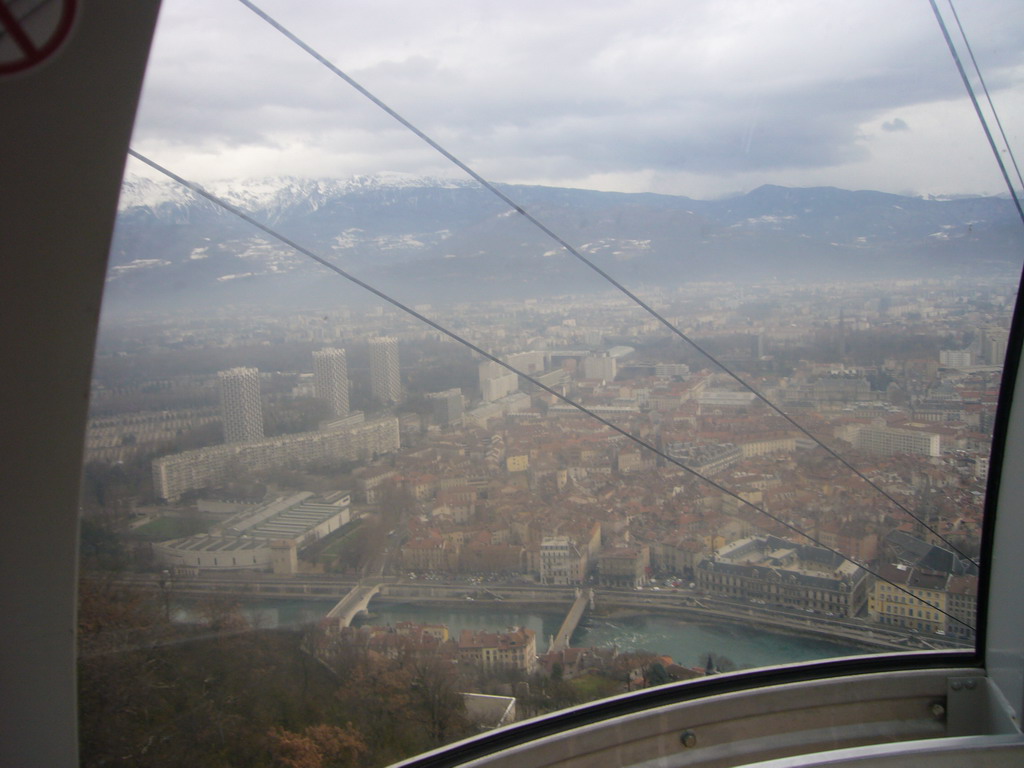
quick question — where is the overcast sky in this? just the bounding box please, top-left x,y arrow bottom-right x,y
128,0 -> 1024,199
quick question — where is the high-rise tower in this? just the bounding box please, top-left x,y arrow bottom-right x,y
312,347 -> 349,418
426,388 -> 464,427
369,336 -> 401,405
218,367 -> 264,444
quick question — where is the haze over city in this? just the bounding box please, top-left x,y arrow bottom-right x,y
76,2 -> 1024,766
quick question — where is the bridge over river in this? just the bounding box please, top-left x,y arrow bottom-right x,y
549,588 -> 594,653
325,579 -> 385,627
324,580 -> 593,642
111,573 -> 960,653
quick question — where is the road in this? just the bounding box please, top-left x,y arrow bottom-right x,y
108,572 -> 965,652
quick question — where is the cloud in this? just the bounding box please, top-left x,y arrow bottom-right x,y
129,0 -> 1024,197
881,118 -> 910,132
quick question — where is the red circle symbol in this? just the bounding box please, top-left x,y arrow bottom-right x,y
0,0 -> 77,75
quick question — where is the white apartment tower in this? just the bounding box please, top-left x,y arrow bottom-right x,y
582,354 -> 617,382
426,387 -> 464,427
479,359 -> 518,402
219,367 -> 264,444
312,347 -> 349,418
369,336 -> 402,405
939,349 -> 972,369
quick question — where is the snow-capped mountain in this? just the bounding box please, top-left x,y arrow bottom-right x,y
104,174 -> 1022,311
119,173 -> 474,214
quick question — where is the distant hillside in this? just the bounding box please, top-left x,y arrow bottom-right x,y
103,176 -> 1023,311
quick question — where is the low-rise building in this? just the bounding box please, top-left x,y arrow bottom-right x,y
868,566 -> 977,640
696,535 -> 868,617
868,564 -> 948,635
854,425 -> 940,458
154,491 -> 351,571
457,627 -> 537,674
153,416 -> 400,501
650,536 -> 705,577
353,467 -> 400,503
400,536 -> 458,572
540,536 -> 587,585
596,546 -> 649,588
945,574 -> 979,641
458,542 -> 525,573
666,442 -> 743,476
506,454 -> 529,473
697,389 -> 757,413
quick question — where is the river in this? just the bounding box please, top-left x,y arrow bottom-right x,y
179,598 -> 869,671
574,612 -> 866,669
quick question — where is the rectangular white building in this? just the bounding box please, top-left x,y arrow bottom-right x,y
854,425 -> 941,457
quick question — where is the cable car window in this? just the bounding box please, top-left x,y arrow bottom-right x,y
77,1 -> 1024,765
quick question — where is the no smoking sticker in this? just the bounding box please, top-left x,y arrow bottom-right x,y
0,0 -> 76,75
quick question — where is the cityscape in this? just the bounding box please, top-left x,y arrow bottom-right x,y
4,0 -> 1023,762
78,268 -> 1012,765
15,0 -> 1015,764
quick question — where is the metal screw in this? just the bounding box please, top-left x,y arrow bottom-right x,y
680,730 -> 697,748
965,679 -> 977,690
950,681 -> 963,691
930,702 -> 946,719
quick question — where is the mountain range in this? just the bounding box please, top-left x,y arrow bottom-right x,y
103,175 -> 1023,311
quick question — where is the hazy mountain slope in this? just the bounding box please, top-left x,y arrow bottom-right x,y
102,176 -> 1022,311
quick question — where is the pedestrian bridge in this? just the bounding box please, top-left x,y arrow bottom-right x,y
326,580 -> 383,627
550,588 -> 593,653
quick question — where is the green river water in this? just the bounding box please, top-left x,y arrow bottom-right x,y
188,598 -> 870,671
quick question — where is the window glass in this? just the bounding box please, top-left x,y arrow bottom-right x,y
79,1 -> 1023,765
